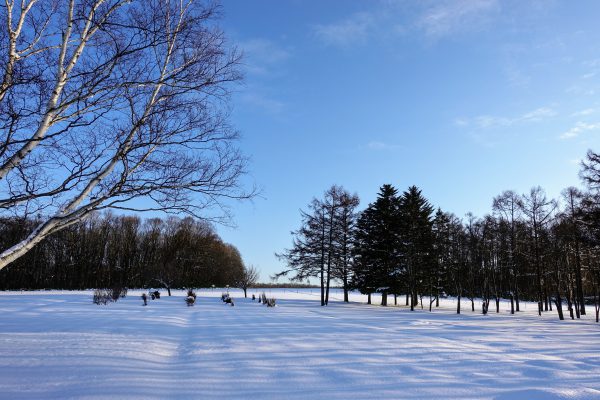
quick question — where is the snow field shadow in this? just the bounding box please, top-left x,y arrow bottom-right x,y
1,290 -> 600,399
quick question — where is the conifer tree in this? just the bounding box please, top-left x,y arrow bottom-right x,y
398,186 -> 434,311
431,209 -> 452,310
353,184 -> 401,306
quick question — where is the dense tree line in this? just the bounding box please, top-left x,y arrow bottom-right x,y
279,150 -> 600,321
0,213 -> 249,292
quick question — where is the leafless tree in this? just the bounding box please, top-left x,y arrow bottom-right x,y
492,190 -> 521,313
236,264 -> 259,298
518,186 -> 557,316
0,0 -> 251,271
581,150 -> 600,191
561,187 -> 586,316
333,189 -> 359,303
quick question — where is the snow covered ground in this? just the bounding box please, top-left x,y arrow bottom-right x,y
1,289 -> 599,400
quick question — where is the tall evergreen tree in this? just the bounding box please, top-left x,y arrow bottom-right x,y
431,209 -> 452,310
353,184 -> 401,306
398,186 -> 434,311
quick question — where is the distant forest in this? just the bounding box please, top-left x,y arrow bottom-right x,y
0,214 -> 249,292
277,150 -> 600,321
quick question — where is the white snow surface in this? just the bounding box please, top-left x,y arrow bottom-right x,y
1,289 -> 599,400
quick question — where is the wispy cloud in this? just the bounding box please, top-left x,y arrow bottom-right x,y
571,108 -> 598,117
471,115 -> 511,128
417,0 -> 499,39
239,38 -> 290,75
365,141 -> 403,151
503,62 -> 531,87
313,12 -> 375,48
566,85 -> 596,96
239,92 -> 285,114
312,0 -> 500,48
583,58 -> 600,68
582,71 -> 597,79
457,107 -> 557,129
520,107 -> 557,121
237,39 -> 290,114
559,122 -> 600,140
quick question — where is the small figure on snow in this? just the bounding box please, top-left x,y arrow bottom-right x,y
141,293 -> 147,306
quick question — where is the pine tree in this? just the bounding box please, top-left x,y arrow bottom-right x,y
398,186 -> 434,311
352,184 -> 401,306
431,209 -> 451,310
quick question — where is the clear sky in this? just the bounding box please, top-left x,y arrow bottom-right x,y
215,0 -> 600,282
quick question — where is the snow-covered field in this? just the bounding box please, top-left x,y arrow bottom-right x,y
1,289 -> 599,400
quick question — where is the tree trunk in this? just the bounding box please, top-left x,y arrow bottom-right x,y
367,293 -> 371,305
595,295 -> 599,323
510,293 -> 514,315
325,272 -> 331,306
405,293 -> 409,306
566,294 -> 574,320
243,288 -> 247,298
319,211 -> 325,307
381,291 -> 387,306
574,234 -> 585,315
457,295 -> 461,314
320,268 -> 325,307
554,293 -> 564,320
343,276 -> 349,303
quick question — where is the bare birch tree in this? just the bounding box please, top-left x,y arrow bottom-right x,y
0,0 -> 250,270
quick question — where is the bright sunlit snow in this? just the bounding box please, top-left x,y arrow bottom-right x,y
1,289 -> 599,400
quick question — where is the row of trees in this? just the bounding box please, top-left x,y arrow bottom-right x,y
277,150 -> 600,321
0,212 -> 258,293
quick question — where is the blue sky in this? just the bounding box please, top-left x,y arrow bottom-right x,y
215,0 -> 600,282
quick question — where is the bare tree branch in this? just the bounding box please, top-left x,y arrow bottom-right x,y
0,0 -> 251,270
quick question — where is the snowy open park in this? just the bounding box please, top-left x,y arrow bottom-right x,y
1,289 -> 599,400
